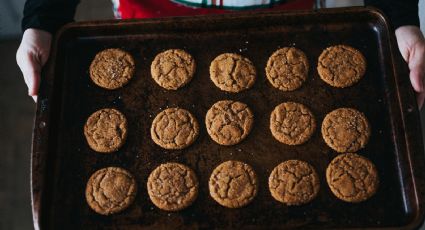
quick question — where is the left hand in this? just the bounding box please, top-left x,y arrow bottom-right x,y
395,26 -> 425,109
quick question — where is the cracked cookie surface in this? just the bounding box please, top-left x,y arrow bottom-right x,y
209,161 -> 258,208
210,53 -> 256,93
317,45 -> 366,88
89,48 -> 135,89
269,160 -> 320,205
321,108 -> 370,153
147,163 -> 198,211
266,47 -> 309,91
270,102 -> 316,145
85,167 -> 137,215
326,153 -> 379,203
151,108 -> 199,150
151,49 -> 196,90
84,108 -> 128,153
205,100 -> 253,146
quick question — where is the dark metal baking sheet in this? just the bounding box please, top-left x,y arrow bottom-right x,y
31,7 -> 425,229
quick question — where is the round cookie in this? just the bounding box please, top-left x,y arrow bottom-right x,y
209,161 -> 258,208
147,163 -> 198,211
205,100 -> 254,146
265,47 -> 309,91
321,108 -> 370,153
269,160 -> 320,205
151,108 -> 199,150
326,153 -> 379,203
151,49 -> 196,90
317,45 -> 366,88
210,53 -> 256,93
84,108 -> 128,153
270,102 -> 316,145
89,48 -> 135,90
85,167 -> 137,215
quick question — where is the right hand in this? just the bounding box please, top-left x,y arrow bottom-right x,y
395,26 -> 425,109
16,28 -> 52,102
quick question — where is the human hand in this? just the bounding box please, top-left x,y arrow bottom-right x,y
16,28 -> 52,102
395,26 -> 425,109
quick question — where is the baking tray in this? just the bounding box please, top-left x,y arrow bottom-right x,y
31,7 -> 425,229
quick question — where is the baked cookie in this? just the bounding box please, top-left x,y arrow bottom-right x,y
205,100 -> 254,146
270,102 -> 316,145
265,47 -> 309,91
269,160 -> 320,205
151,49 -> 196,90
321,108 -> 370,153
209,161 -> 258,208
326,153 -> 379,203
84,108 -> 128,153
317,45 -> 366,88
89,48 -> 135,90
147,163 -> 198,211
85,167 -> 137,215
151,108 -> 199,150
210,53 -> 256,93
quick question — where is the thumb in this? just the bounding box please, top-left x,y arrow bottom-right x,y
407,46 -> 425,93
18,51 -> 41,96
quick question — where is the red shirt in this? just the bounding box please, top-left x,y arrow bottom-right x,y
118,0 -> 314,19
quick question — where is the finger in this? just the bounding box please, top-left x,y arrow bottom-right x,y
417,92 -> 425,109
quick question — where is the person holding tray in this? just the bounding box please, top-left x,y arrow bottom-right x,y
16,0 -> 425,107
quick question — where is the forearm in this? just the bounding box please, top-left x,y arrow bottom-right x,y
364,0 -> 420,29
22,0 -> 80,34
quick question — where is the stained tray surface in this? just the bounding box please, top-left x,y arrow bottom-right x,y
32,7 -> 425,229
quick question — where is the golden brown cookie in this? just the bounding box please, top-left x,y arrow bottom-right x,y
270,102 -> 316,145
89,48 -> 135,90
265,47 -> 309,91
151,108 -> 199,150
209,53 -> 256,93
85,167 -> 137,215
321,108 -> 370,153
84,108 -> 128,153
317,45 -> 366,88
269,160 -> 320,205
205,100 -> 254,146
151,49 -> 196,90
326,153 -> 379,203
147,163 -> 198,211
209,161 -> 258,208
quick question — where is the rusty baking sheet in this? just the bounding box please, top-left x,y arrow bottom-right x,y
32,7 -> 425,229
